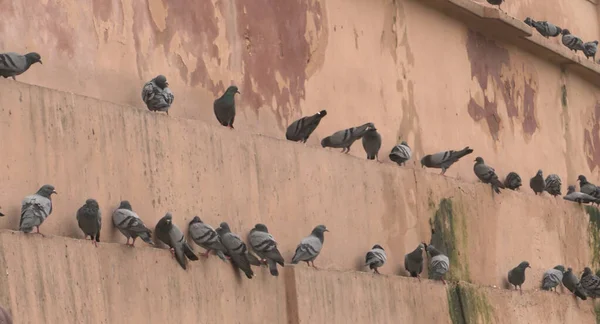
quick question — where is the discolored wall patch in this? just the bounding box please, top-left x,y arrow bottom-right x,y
584,102 -> 600,171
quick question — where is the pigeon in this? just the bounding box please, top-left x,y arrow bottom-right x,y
544,174 -> 562,197
508,261 -> 531,291
0,52 -> 42,80
248,224 -> 285,276
404,243 -> 425,278
214,85 -> 240,129
285,110 -> 327,143
541,265 -> 565,291
529,169 -> 545,195
486,0 -> 504,11
19,184 -> 57,235
389,141 -> 412,166
564,185 -> 600,204
362,127 -> 382,160
581,267 -> 600,298
365,244 -> 386,274
426,245 -> 449,284
583,41 -> 599,60
154,213 -> 199,270
76,198 -> 101,247
473,157 -> 505,194
421,147 -> 473,175
523,18 -> 562,38
216,222 -> 254,279
141,75 -> 174,115
291,225 -> 329,268
577,175 -> 600,198
112,200 -> 154,246
561,30 -> 585,53
187,216 -> 228,261
321,123 -> 375,153
504,172 -> 522,190
563,267 -> 587,300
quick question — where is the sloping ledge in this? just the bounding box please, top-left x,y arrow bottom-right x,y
417,0 -> 600,87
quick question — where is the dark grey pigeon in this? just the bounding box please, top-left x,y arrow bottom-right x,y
541,265 -> 565,291
188,216 -> 228,261
389,141 -> 412,166
544,174 -> 562,197
291,225 -> 329,268
561,30 -> 585,52
486,0 -> 504,10
362,127 -> 382,161
583,41 -> 598,60
564,185 -> 600,204
530,169 -> 545,195
321,123 -> 374,153
286,110 -> 327,143
421,147 -> 473,175
473,157 -> 505,194
0,52 -> 42,80
581,267 -> 600,298
112,200 -> 154,246
248,224 -> 285,276
404,243 -> 425,279
427,245 -> 449,284
523,18 -> 562,38
214,85 -> 240,129
504,172 -> 522,190
365,244 -> 386,274
563,267 -> 587,300
141,75 -> 174,115
155,213 -> 199,270
508,261 -> 531,291
76,198 -> 101,247
19,184 -> 57,235
216,222 -> 254,279
577,175 -> 600,198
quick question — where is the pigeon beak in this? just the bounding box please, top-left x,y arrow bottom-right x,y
52,190 -> 58,195
165,81 -> 169,87
39,60 -> 43,65
236,90 -> 241,94
325,229 -> 329,232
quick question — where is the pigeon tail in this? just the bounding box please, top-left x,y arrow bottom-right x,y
268,259 -> 279,276
183,243 -> 199,261
138,232 -> 155,245
452,147 -> 474,160
247,252 -> 262,266
215,250 -> 228,262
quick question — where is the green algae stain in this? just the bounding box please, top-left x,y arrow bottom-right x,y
585,206 -> 600,269
447,284 -> 466,324
447,284 -> 494,324
595,304 -> 600,324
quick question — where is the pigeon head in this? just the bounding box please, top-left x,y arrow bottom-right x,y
25,52 -> 42,65
594,41 -> 599,45
553,265 -> 566,273
320,137 -> 331,148
566,267 -> 573,273
254,223 -> 269,232
417,243 -> 425,250
225,85 -> 240,96
555,26 -> 563,34
118,200 -> 132,211
474,156 -> 484,164
85,198 -> 99,208
536,169 -> 543,177
577,175 -> 587,183
523,17 -> 533,26
583,267 -> 593,277
154,75 -> 168,89
217,222 -> 231,233
365,122 -> 375,130
37,184 -> 57,198
561,29 -> 571,35
400,141 -> 408,147
189,216 -> 202,225
420,156 -> 429,168
372,244 -> 384,250
426,244 -> 443,256
567,185 -> 576,194
312,224 -> 329,234
161,213 -> 173,226
318,110 -> 327,117
517,261 -> 531,269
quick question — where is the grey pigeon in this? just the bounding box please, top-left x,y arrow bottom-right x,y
248,224 -> 285,276
564,185 -> 600,204
426,245 -> 449,284
112,200 -> 154,246
544,174 -> 562,197
291,225 -> 329,268
389,141 -> 412,166
321,123 -> 374,153
583,41 -> 598,60
561,30 -> 585,53
508,261 -> 531,291
141,75 -> 174,115
216,222 -> 254,279
524,18 -> 562,38
577,175 -> 600,198
19,184 -> 57,235
404,243 -> 425,278
421,147 -> 473,175
504,172 -> 522,190
154,213 -> 199,270
365,244 -> 386,274
530,169 -> 545,195
486,0 -> 503,10
362,127 -> 382,160
188,216 -> 228,261
76,198 -> 101,247
541,265 -> 565,291
214,85 -> 240,129
581,267 -> 600,298
473,157 -> 505,194
563,267 -> 587,300
286,110 -> 327,143
0,52 -> 42,80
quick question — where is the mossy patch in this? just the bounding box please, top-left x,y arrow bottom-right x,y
447,284 -> 494,324
585,206 -> 600,269
561,84 -> 568,109
595,303 -> 600,324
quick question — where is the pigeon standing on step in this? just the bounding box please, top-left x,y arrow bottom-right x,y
421,147 -> 473,175
578,175 -> 600,198
362,127 -> 382,161
504,172 -> 522,190
541,265 -> 565,291
141,75 -> 174,115
581,267 -> 600,298
214,85 -> 240,129
321,123 -> 375,153
473,157 -> 505,194
404,243 -> 425,278
76,198 -> 102,247
291,225 -> 329,268
508,261 -> 531,291
544,174 -> 562,197
188,216 -> 228,261
486,0 -> 504,11
389,141 -> 412,166
563,267 -> 588,300
19,184 -> 57,235
530,170 -> 545,195
286,110 -> 327,143
561,30 -> 585,53
0,52 -> 42,80
248,224 -> 285,276
523,18 -> 562,38
427,245 -> 449,284
564,185 -> 600,204
364,244 -> 386,274
112,200 -> 154,246
155,213 -> 199,270
216,222 -> 255,279
583,41 -> 598,61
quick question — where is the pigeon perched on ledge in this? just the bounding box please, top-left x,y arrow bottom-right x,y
362,127 -> 382,161
155,213 -> 199,270
19,184 -> 57,235
583,41 -> 598,61
404,243 -> 425,279
544,174 -> 562,197
504,172 -> 522,190
564,185 -> 600,205
291,225 -> 329,268
578,175 -> 600,198
112,200 -> 154,246
188,216 -> 228,261
286,110 -> 327,143
141,75 -> 174,115
473,157 -> 505,194
248,224 -> 285,276
420,146 -> 473,175
524,18 -> 562,38
214,85 -> 240,129
0,52 -> 42,80
76,198 -> 102,247
541,265 -> 565,291
321,123 -> 374,154
508,261 -> 531,291
427,245 -> 449,284
580,267 -> 600,298
217,222 -> 255,279
365,244 -> 386,274
561,30 -> 585,53
563,267 -> 587,300
530,169 -> 545,195
389,141 -> 412,166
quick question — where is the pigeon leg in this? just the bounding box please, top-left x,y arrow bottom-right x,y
169,248 -> 175,258
131,237 -> 137,247
374,268 -> 381,275
93,240 -> 98,248
35,226 -> 45,237
417,274 -> 421,282
166,111 -> 169,116
311,261 -> 319,269
200,249 -> 211,258
261,259 -> 268,265
228,125 -> 235,130
440,168 -> 447,175
11,76 -> 15,81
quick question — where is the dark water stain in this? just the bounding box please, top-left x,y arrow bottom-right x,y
92,0 -> 112,22
584,102 -> 600,171
522,80 -> 537,135
467,96 -> 500,140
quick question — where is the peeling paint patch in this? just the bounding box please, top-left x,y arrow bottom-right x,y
584,103 -> 600,172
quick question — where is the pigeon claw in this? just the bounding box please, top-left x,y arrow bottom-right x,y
200,250 -> 211,258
